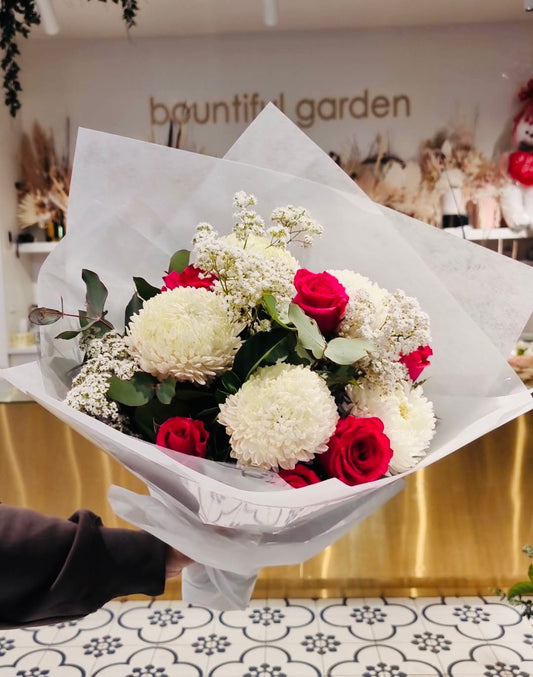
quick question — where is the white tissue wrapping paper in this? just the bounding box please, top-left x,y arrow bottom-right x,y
2,106 -> 532,609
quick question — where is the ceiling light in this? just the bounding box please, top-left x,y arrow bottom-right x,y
35,0 -> 59,35
526,0 -> 533,11
262,0 -> 279,27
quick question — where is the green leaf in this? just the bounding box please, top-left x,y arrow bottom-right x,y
324,337 -> 374,365
172,386 -> 212,401
508,581 -> 533,600
288,303 -> 326,359
108,372 -> 155,406
262,294 -> 293,330
56,330 -> 82,340
28,306 -> 62,326
125,292 -> 144,327
528,563 -> 533,582
134,398 -> 191,442
79,310 -> 90,328
325,363 -> 359,387
156,377 -> 176,405
133,276 -> 160,301
168,249 -> 190,274
221,370 -> 242,394
215,388 -> 229,404
82,269 -> 108,317
233,329 -> 289,380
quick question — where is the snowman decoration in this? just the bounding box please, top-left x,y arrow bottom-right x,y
500,79 -> 533,231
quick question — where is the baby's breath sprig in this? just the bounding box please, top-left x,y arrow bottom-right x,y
268,205 -> 323,248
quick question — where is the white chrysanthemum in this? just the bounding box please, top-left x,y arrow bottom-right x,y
218,363 -> 339,470
125,287 -> 242,385
329,269 -> 389,339
348,382 -> 435,474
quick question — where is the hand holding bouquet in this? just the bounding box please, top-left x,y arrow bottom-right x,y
3,107 -> 532,609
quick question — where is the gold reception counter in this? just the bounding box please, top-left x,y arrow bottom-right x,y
1,402 -> 532,600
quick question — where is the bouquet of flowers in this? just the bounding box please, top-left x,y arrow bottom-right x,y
3,106 -> 532,609
35,190 -> 435,488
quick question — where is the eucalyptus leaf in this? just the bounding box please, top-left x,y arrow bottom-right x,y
294,341 -> 313,363
125,292 -> 144,327
156,377 -> 177,405
82,269 -> 108,317
108,372 -> 155,406
288,303 -> 326,359
168,249 -> 190,274
324,337 -> 374,365
262,294 -> 293,329
79,310 -> 89,328
133,276 -> 160,301
28,307 -> 62,326
55,330 -> 82,340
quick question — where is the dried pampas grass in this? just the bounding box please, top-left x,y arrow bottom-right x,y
17,121 -> 70,232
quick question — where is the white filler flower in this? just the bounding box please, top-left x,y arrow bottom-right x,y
348,383 -> 436,474
125,287 -> 242,385
219,363 -> 339,470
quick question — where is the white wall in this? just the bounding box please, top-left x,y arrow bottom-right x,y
18,22 -> 533,161
2,21 -> 530,347
0,104 -> 32,368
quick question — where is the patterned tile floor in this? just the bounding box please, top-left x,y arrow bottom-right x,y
1,596 -> 533,676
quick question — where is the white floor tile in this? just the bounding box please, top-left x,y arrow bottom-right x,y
4,596 -> 533,676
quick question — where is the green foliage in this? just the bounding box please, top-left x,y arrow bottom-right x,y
0,0 -> 138,117
262,294 -> 293,330
168,249 -> 190,274
288,303 -> 326,359
108,371 -> 155,406
30,270 -> 113,340
29,306 -> 63,325
0,0 -> 40,117
124,291 -> 143,327
324,337 -> 374,365
82,269 -> 108,317
91,0 -> 139,28
156,377 -> 176,405
499,545 -> 533,619
133,276 -> 160,301
134,397 -> 191,442
233,329 -> 291,381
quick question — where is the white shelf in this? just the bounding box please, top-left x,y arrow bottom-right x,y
8,346 -> 38,355
18,241 -> 58,254
447,226 -> 532,241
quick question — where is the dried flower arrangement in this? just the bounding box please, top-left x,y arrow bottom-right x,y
420,127 -> 504,229
509,340 -> 533,387
16,120 -> 70,241
332,127 -> 504,229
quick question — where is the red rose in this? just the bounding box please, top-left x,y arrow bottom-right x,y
318,416 -> 393,486
162,265 -> 217,291
278,463 -> 322,488
400,345 -> 433,381
156,416 -> 209,458
293,269 -> 349,335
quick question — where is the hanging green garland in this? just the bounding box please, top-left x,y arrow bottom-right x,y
0,0 -> 139,117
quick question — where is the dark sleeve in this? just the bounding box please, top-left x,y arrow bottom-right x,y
0,505 -> 168,628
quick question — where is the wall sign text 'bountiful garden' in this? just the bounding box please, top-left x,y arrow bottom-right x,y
149,90 -> 412,129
